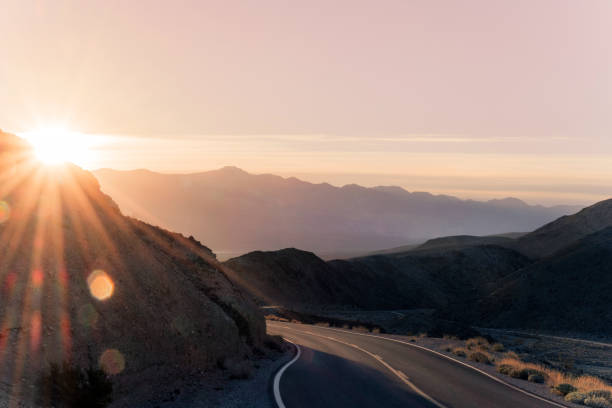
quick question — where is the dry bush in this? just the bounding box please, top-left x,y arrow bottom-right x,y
492,343 -> 505,352
583,397 -> 612,408
466,336 -> 489,350
496,357 -> 612,399
565,392 -> 588,404
469,350 -> 493,364
505,350 -> 520,360
442,344 -> 454,353
264,314 -> 288,322
352,325 -> 370,333
452,348 -> 467,357
371,328 -> 381,334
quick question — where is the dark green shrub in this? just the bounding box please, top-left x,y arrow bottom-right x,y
555,383 -> 578,396
38,362 -> 113,408
510,368 -> 529,380
528,373 -> 546,383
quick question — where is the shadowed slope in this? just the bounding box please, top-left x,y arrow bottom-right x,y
515,198 -> 612,258
0,131 -> 264,404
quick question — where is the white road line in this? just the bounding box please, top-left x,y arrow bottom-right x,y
270,322 -> 569,408
273,339 -> 301,408
279,325 -> 447,408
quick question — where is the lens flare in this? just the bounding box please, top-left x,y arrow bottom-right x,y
99,349 -> 125,375
0,201 -> 10,223
87,270 -> 114,301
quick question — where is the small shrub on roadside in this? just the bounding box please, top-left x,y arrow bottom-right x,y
37,362 -> 113,408
497,364 -> 514,375
584,397 -> 612,408
492,343 -> 505,352
452,348 -> 466,357
528,373 -> 546,384
466,337 -> 489,350
442,344 -> 453,352
505,351 -> 520,360
555,383 -> 578,396
468,351 -> 492,364
587,390 -> 612,400
565,392 -> 587,404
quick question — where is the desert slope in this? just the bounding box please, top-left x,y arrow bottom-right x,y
0,131 -> 265,404
224,245 -> 530,311
93,167 -> 578,257
514,198 -> 612,258
471,226 -> 612,334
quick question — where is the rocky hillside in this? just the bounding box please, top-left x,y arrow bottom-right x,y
514,199 -> 612,258
468,227 -> 612,334
94,167 -> 578,257
225,245 -> 531,311
0,131 -> 265,405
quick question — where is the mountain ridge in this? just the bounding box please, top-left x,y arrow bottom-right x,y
93,167 -> 580,257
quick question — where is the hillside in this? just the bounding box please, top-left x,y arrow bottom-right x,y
224,245 -> 531,311
514,198 -> 612,258
0,132 -> 265,404
93,167 -> 578,258
469,227 -> 612,334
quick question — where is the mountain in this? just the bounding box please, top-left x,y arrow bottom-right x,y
93,167 -> 579,258
468,226 -> 612,334
224,244 -> 531,311
514,198 -> 612,258
0,132 -> 265,404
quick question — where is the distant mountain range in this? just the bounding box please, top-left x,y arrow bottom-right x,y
225,198 -> 612,336
94,166 -> 580,258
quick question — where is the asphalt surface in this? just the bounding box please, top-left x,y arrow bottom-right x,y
268,322 -> 566,408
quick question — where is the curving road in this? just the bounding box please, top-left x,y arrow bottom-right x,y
268,322 -> 567,408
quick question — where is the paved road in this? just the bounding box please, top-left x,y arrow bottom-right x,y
268,322 -> 566,408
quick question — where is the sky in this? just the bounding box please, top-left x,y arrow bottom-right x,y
1,0 -> 611,206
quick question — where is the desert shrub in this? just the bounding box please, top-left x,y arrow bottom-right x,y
264,335 -> 284,352
587,390 -> 612,400
505,351 -> 520,360
37,362 -> 113,408
497,364 -> 514,375
452,348 -> 466,357
555,383 -> 578,396
584,397 -> 612,408
528,373 -> 546,383
468,351 -> 492,364
466,337 -> 489,349
492,343 -> 505,352
442,344 -> 453,352
565,392 -> 587,404
510,368 -> 529,380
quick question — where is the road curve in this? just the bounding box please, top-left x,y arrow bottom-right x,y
268,322 -> 567,408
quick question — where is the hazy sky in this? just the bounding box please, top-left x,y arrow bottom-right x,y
1,0 -> 611,205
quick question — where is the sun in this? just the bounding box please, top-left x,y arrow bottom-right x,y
21,127 -> 95,167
